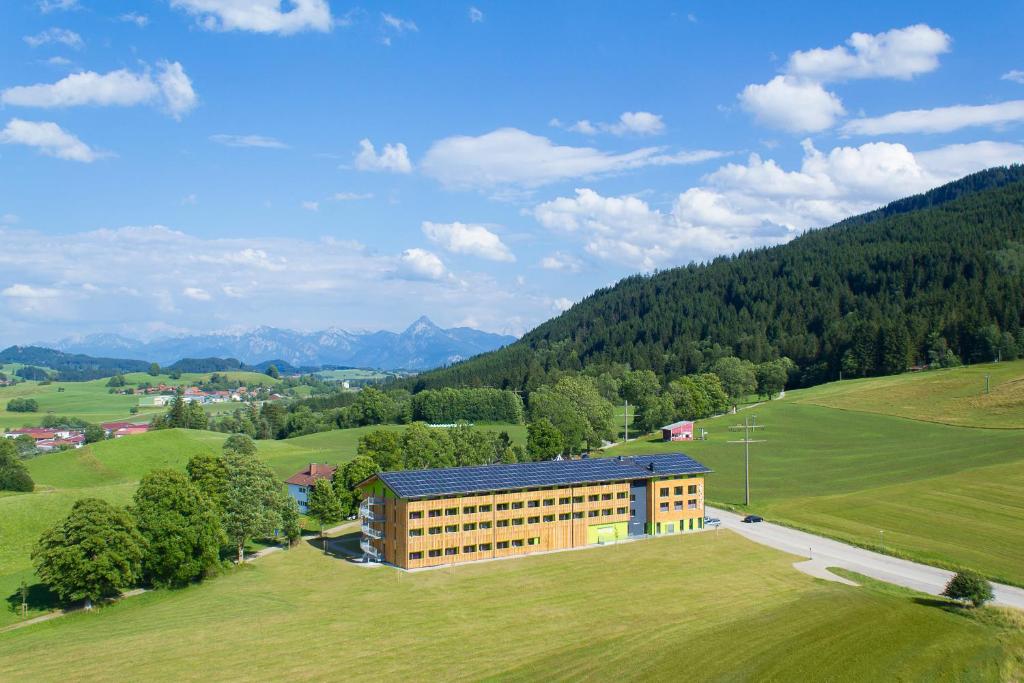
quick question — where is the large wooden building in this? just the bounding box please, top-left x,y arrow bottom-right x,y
355,453 -> 710,569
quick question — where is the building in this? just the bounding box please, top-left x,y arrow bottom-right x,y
285,463 -> 338,513
355,453 -> 710,570
661,420 -> 694,442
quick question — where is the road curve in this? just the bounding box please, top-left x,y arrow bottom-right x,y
707,506 -> 1024,610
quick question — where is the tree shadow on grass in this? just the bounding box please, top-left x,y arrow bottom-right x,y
5,582 -> 58,617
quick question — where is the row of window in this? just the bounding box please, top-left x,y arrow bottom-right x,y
659,500 -> 700,512
409,537 -> 544,560
408,493 -> 631,520
409,508 -> 629,537
659,485 -> 699,497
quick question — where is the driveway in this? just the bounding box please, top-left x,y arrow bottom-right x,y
707,506 -> 1024,610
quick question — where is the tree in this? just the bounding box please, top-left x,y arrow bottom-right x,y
755,360 -> 789,399
106,374 -> 126,388
84,425 -> 106,444
223,433 -> 257,457
307,479 -> 343,542
186,453 -> 228,509
711,357 -> 757,407
529,376 -> 615,452
526,418 -> 564,460
942,570 -> 994,608
148,362 -> 161,377
358,429 -> 403,471
265,364 -> 280,380
0,439 -> 34,492
279,494 -> 301,546
186,400 -> 208,430
129,469 -> 223,587
220,449 -> 282,563
6,398 -> 39,413
620,369 -> 660,406
878,323 -> 911,374
32,498 -> 144,607
334,455 -> 378,518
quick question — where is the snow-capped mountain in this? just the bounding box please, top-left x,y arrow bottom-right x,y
49,317 -> 516,371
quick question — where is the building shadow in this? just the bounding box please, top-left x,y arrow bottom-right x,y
304,531 -> 363,562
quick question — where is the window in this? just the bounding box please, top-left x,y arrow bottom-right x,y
409,551 -> 423,560
463,522 -> 477,531
542,514 -> 555,522
479,504 -> 492,512
479,543 -> 492,551
689,518 -> 694,530
511,539 -> 524,548
659,503 -> 669,512
527,516 -> 540,524
428,549 -> 442,558
588,494 -> 600,502
511,501 -> 524,510
697,518 -> 703,529
543,498 -> 555,506
688,485 -> 698,495
630,508 -> 636,518
496,502 -> 509,511
558,513 -> 571,521
601,508 -> 613,516
588,510 -> 599,518
630,494 -> 636,502
409,528 -> 423,537
496,519 -> 509,527
428,509 -> 442,518
572,511 -> 584,519
559,497 -> 571,505
527,537 -> 541,546
496,541 -> 510,549
573,495 -> 584,503
409,511 -> 423,520
429,526 -> 442,535
527,500 -> 540,508
616,507 -> 627,515
511,518 -> 525,526
688,500 -> 698,510
674,501 -> 683,511
479,521 -> 492,529
601,493 -> 612,501
445,524 -> 458,533
659,487 -> 669,497
463,505 -> 476,514
445,507 -> 458,516
463,545 -> 476,554
616,491 -> 627,499
444,547 -> 458,556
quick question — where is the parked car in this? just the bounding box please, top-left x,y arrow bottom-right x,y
704,517 -> 721,527
741,514 -> 764,523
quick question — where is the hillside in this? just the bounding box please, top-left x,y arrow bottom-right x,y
409,166 -> 1024,391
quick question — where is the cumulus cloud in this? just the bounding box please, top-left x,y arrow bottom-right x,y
24,28 -> 83,48
332,192 -> 374,201
182,287 -> 211,301
531,138 -> 1024,270
841,100 -> 1024,135
210,133 -> 288,148
422,221 -> 515,262
1,62 -> 197,119
739,76 -> 845,133
468,6 -> 484,23
170,0 -> 332,34
37,0 -> 79,13
397,248 -> 446,280
420,127 -> 724,190
120,12 -> 149,27
0,118 -> 100,162
566,111 -> 666,136
354,138 -> 413,173
551,297 -> 574,313
540,252 -> 582,272
1003,70 -> 1024,85
2,283 -> 61,299
382,13 -> 418,33
787,24 -> 951,82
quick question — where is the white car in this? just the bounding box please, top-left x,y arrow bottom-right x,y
704,517 -> 721,527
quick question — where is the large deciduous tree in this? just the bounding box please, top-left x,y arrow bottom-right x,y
220,450 -> 282,563
526,417 -> 564,460
307,478 -> 344,540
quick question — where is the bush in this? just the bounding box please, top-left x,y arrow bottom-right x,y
942,570 -> 994,608
6,397 -> 39,413
0,440 -> 35,492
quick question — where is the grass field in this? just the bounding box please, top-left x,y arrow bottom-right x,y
1,531 -> 1021,680
606,361 -> 1024,584
315,368 -> 396,382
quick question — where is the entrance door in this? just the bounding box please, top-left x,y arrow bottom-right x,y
628,480 -> 647,536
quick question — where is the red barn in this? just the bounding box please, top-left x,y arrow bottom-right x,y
661,420 -> 694,442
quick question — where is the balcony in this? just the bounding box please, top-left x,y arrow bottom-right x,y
361,523 -> 383,540
358,497 -> 385,520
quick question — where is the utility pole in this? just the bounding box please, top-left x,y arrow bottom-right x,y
728,415 -> 766,506
624,400 -> 629,443
984,374 -> 991,395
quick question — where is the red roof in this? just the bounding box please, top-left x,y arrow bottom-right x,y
285,463 -> 338,487
102,421 -> 139,431
6,428 -> 60,440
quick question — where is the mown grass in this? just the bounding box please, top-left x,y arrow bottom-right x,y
605,363 -> 1024,584
1,531 -> 1021,680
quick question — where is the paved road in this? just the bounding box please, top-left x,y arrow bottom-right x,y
707,506 -> 1024,610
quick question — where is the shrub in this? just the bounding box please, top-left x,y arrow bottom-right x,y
942,570 -> 994,608
6,398 -> 39,413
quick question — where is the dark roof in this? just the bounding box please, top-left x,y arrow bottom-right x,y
370,453 -> 710,499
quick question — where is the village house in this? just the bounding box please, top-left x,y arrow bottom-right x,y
661,420 -> 695,441
285,463 -> 338,513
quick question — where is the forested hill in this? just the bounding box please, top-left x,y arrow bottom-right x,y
410,165 -> 1024,392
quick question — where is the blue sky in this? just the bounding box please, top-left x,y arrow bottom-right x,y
1,0 -> 1023,345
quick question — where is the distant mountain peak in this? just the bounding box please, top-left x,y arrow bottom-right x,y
404,316 -> 442,336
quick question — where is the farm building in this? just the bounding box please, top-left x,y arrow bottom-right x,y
285,463 -> 338,513
661,420 -> 694,441
356,453 -> 709,570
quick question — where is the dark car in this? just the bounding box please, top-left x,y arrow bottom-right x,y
742,514 -> 764,523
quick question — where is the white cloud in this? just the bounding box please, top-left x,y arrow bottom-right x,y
787,24 -> 951,82
301,201 -> 319,211
739,76 -> 845,133
0,118 -> 100,162
382,13 -> 418,33
182,287 -> 212,301
841,100 -> 1024,135
568,111 -> 665,136
46,56 -> 73,67
332,192 -> 374,201
551,297 -> 574,313
24,28 -> 83,48
354,138 -> 413,173
182,193 -> 198,205
1,62 -> 197,120
170,0 -> 332,34
2,284 -> 61,299
468,7 -> 484,23
37,0 -> 79,13
1003,70 -> 1024,85
397,248 -> 446,280
420,127 -> 724,190
422,221 -> 515,262
540,252 -> 582,272
210,133 -> 288,148
531,138 -> 1024,270
119,12 -> 149,27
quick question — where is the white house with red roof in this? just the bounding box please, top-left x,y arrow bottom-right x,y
285,463 -> 338,513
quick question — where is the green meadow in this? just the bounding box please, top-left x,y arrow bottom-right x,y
606,361 -> 1024,584
1,531 -> 1021,680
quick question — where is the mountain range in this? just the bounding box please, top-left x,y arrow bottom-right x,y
48,317 -> 517,371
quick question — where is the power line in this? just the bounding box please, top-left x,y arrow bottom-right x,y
728,415 -> 766,506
